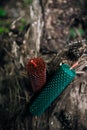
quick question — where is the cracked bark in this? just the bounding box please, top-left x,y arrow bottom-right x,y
0,0 -> 87,130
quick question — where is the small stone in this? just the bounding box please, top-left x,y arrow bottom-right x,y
51,121 -> 53,125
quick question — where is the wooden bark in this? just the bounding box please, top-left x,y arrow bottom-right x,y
0,0 -> 87,130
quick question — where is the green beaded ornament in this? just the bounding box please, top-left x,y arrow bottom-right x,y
29,64 -> 76,116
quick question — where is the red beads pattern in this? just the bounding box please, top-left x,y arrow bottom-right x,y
26,57 -> 46,92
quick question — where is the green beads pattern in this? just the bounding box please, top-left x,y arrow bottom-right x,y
29,64 -> 76,116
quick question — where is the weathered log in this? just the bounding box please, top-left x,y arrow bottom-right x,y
0,0 -> 87,130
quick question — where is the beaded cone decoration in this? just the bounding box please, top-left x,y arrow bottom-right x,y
29,63 -> 76,116
26,57 -> 46,93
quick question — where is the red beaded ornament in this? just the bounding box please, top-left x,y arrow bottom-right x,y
26,57 -> 46,92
